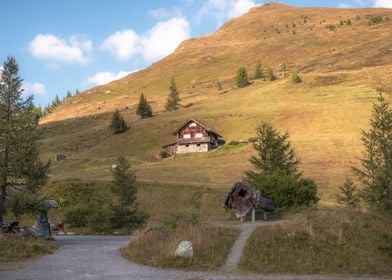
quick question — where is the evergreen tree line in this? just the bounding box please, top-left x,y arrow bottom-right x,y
234,61 -> 302,89
40,90 -> 80,116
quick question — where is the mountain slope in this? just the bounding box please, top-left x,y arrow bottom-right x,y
42,3 -> 392,123
39,3 -> 392,205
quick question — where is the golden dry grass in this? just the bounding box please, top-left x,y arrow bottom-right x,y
123,223 -> 239,270
0,234 -> 56,263
241,208 -> 392,275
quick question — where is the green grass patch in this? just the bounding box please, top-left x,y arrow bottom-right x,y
240,208 -> 392,275
0,234 -> 57,263
123,223 -> 239,270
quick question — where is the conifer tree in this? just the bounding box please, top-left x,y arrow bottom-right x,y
254,61 -> 264,80
110,109 -> 128,134
165,77 -> 180,111
265,67 -> 276,81
236,67 -> 250,88
354,94 -> 392,214
216,79 -> 223,91
246,122 -> 318,208
247,123 -> 299,176
66,91 -> 73,99
0,57 -> 50,222
336,178 -> 360,208
136,93 -> 153,119
292,72 -> 302,83
110,156 -> 145,228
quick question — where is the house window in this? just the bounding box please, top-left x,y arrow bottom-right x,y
189,123 -> 197,127
183,134 -> 191,139
195,133 -> 203,138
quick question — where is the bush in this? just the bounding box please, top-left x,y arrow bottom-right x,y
236,67 -> 250,88
292,72 -> 302,83
368,15 -> 382,25
64,205 -> 91,228
160,150 -> 171,158
87,207 -> 114,233
248,172 -> 318,208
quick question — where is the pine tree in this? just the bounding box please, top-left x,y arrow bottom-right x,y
292,72 -> 302,83
110,156 -> 145,229
354,94 -> 392,215
110,109 -> 128,134
216,79 -> 223,91
236,67 -> 250,88
246,123 -> 318,208
165,77 -> 180,111
254,61 -> 263,80
0,57 -> 50,222
66,91 -> 73,99
336,178 -> 360,208
136,94 -> 153,119
265,67 -> 276,81
280,63 -> 287,78
247,123 -> 299,176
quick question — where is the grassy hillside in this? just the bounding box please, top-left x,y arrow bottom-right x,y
39,3 -> 392,206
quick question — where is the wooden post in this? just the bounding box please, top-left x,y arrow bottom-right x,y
251,207 -> 255,222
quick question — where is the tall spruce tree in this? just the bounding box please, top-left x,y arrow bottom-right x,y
247,123 -> 299,176
0,57 -> 50,222
236,67 -> 250,88
110,156 -> 145,229
354,94 -> 392,215
246,122 -> 318,208
136,93 -> 153,119
110,109 -> 128,134
254,61 -> 264,80
165,77 -> 180,111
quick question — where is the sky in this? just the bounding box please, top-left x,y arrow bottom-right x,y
0,0 -> 391,107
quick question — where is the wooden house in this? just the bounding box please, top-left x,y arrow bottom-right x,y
163,119 -> 223,154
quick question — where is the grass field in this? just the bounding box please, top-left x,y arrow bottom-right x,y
40,75 -> 387,206
123,223 -> 239,270
240,208 -> 392,275
0,234 -> 56,264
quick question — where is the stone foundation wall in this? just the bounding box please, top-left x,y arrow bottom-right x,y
176,143 -> 209,154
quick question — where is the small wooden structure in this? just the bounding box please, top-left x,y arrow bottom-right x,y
163,119 -> 223,154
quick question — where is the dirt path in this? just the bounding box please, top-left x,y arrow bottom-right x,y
218,220 -> 286,273
0,235 -> 387,280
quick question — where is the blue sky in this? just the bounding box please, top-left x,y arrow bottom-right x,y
0,0 -> 390,107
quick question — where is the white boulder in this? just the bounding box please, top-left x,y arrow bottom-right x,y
174,241 -> 193,258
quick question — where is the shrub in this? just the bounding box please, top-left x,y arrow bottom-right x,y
248,172 -> 318,208
292,72 -> 302,83
160,150 -> 171,158
64,205 -> 91,228
368,15 -> 382,25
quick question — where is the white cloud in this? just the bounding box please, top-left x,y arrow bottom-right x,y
148,7 -> 182,19
87,71 -> 133,86
338,3 -> 352,8
196,0 -> 259,24
29,34 -> 92,65
141,17 -> 190,61
100,16 -> 190,62
373,0 -> 392,7
23,82 -> 46,96
100,30 -> 139,61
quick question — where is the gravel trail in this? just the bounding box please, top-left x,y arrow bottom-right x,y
0,235 -> 387,280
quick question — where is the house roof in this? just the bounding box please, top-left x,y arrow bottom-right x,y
173,118 -> 222,137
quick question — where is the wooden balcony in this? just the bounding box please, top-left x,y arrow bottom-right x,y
177,136 -> 211,144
